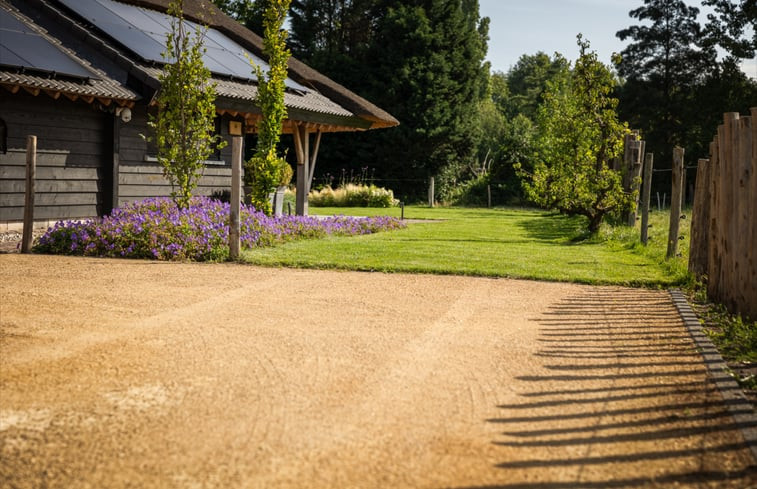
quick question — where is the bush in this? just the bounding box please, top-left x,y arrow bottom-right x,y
447,175 -> 525,207
308,184 -> 399,208
34,196 -> 405,261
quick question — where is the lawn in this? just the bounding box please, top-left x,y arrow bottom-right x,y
240,206 -> 690,287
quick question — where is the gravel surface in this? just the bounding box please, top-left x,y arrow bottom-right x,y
0,254 -> 755,488
0,231 -> 46,253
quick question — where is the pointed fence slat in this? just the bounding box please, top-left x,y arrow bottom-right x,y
689,109 -> 756,319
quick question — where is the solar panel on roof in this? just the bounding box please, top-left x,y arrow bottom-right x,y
58,0 -> 308,92
0,7 -> 98,79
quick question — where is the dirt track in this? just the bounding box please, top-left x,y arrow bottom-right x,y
1,254 -> 755,488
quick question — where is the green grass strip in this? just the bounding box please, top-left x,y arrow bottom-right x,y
240,206 -> 690,287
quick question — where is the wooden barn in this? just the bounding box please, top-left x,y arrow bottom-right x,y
0,0 -> 398,229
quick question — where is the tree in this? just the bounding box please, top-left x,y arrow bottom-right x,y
702,0 -> 756,60
366,0 -> 490,200
284,0 -> 490,201
212,0 -> 265,34
615,0 -> 716,159
246,0 -> 292,215
521,36 -> 632,234
473,74 -> 536,203
149,0 -> 225,210
289,0 -> 376,74
502,52 -> 570,120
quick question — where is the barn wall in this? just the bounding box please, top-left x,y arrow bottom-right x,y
0,94 -> 244,228
0,92 -> 108,224
116,106 -> 241,206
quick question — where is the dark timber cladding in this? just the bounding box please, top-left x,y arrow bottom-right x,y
115,105 -> 241,207
0,92 -> 108,221
0,0 -> 397,224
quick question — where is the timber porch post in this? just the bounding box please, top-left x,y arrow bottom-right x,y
293,124 -> 322,216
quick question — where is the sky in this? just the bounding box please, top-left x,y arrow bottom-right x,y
479,0 -> 757,78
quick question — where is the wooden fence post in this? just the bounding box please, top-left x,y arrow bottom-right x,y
428,176 -> 435,207
229,136 -> 242,260
21,135 -> 37,254
733,116 -> 751,313
721,113 -> 740,310
688,158 -> 710,276
707,137 -> 722,301
640,152 -> 654,245
621,131 -> 641,225
628,139 -> 645,226
487,184 -> 491,209
666,146 -> 685,259
750,107 -> 757,318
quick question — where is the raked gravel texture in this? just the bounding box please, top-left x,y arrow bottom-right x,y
1,254 -> 755,488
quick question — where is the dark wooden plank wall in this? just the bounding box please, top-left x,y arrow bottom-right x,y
117,107 -> 240,206
1,94 -> 244,223
0,92 -> 107,222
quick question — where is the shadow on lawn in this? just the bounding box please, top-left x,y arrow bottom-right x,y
516,213 -> 592,243
457,288 -> 757,489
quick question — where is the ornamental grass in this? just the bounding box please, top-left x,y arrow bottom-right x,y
308,184 -> 399,208
34,197 -> 405,261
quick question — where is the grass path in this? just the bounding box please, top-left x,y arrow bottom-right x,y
241,207 -> 689,286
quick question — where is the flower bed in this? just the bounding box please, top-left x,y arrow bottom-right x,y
34,197 -> 405,261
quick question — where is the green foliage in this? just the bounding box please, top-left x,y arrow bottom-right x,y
702,0 -> 756,60
245,0 -> 291,215
476,58 -> 565,205
615,0 -> 716,187
498,53 -> 570,120
149,0 -> 225,210
287,0 -> 490,201
615,0 -> 757,197
704,307 -> 757,363
446,174 -> 488,206
521,36 -> 632,234
247,149 -> 282,214
309,184 -> 399,208
289,0 -> 375,74
212,0 -> 265,34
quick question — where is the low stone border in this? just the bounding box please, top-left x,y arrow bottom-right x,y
670,288 -> 757,462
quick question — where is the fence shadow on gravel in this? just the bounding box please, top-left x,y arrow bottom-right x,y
457,289 -> 757,489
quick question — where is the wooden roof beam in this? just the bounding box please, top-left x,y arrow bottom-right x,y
1,83 -> 21,94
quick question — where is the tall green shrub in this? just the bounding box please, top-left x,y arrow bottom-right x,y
246,0 -> 292,215
149,0 -> 225,210
520,36 -> 632,234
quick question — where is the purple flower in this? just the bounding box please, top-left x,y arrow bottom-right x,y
33,196 -> 405,261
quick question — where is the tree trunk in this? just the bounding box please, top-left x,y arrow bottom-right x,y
588,213 -> 603,234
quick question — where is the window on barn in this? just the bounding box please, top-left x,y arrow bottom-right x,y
0,118 -> 6,154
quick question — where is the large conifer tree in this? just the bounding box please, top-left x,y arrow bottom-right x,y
289,0 -> 490,201
616,0 -> 716,158
615,0 -> 756,193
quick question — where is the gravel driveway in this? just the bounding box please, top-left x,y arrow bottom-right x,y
1,254 -> 754,488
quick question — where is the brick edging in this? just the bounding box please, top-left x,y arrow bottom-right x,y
669,288 -> 757,462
